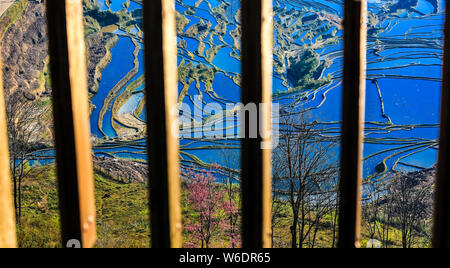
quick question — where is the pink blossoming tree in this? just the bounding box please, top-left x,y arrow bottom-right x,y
184,168 -> 226,248
183,166 -> 241,248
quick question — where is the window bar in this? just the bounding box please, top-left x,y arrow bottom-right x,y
241,0 -> 274,248
433,0 -> 450,248
0,57 -> 17,248
338,0 -> 367,248
143,0 -> 182,248
46,0 -> 97,248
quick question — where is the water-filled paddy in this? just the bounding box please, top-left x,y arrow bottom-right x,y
87,0 -> 445,184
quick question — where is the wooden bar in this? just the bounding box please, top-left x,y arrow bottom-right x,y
0,57 -> 17,248
46,0 -> 97,248
143,0 -> 182,248
433,0 -> 450,248
241,0 -> 274,248
338,0 -> 367,248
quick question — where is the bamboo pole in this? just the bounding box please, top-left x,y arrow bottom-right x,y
241,0 -> 274,248
143,0 -> 182,248
46,0 -> 97,248
338,0 -> 367,248
0,57 -> 17,248
433,0 -> 450,248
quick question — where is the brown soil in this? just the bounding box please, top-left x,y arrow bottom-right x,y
94,156 -> 148,184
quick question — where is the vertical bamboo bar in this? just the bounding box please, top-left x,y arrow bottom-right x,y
261,0 -> 274,249
241,0 -> 273,248
46,0 -> 97,248
0,58 -> 17,248
433,0 -> 450,248
143,0 -> 182,248
338,0 -> 367,248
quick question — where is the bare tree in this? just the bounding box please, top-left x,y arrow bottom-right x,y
271,185 -> 283,248
308,188 -> 335,248
6,91 -> 50,222
363,188 -> 383,247
362,182 -> 394,248
330,194 -> 339,248
218,147 -> 241,248
387,171 -> 433,248
273,106 -> 338,248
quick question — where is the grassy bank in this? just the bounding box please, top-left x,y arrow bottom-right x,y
16,164 -> 430,248
17,165 -> 150,248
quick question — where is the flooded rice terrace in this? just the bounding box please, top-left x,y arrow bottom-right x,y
77,0 -> 445,189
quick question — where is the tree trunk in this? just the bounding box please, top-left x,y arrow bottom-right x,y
18,159 -> 25,221
12,155 -> 18,221
291,211 -> 298,248
299,202 -> 306,248
312,226 -> 319,248
228,176 -> 235,248
402,223 -> 408,248
332,204 -> 338,248
18,176 -> 22,222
